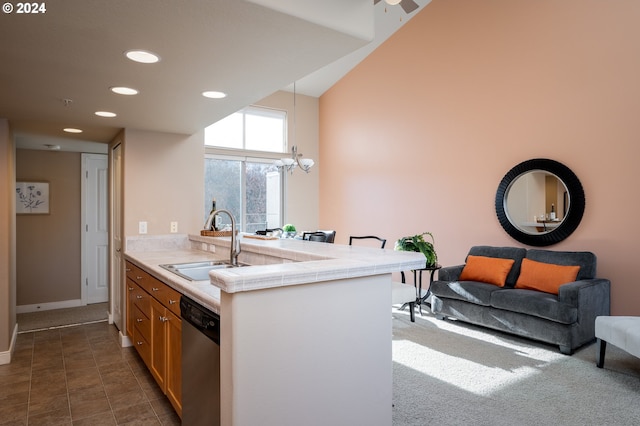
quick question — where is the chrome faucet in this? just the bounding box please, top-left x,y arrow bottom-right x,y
210,209 -> 241,266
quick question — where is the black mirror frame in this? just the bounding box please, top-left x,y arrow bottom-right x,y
495,158 -> 585,247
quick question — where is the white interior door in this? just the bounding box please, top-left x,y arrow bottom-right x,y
82,153 -> 109,304
111,143 -> 123,330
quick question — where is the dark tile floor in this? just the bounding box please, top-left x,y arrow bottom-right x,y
0,322 -> 180,425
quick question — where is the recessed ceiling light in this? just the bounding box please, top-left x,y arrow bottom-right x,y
202,91 -> 227,99
64,128 -> 83,134
125,50 -> 160,64
95,111 -> 117,118
110,86 -> 139,95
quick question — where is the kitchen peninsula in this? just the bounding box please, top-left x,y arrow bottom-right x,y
125,234 -> 425,426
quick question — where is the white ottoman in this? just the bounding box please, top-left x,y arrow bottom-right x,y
595,316 -> 640,368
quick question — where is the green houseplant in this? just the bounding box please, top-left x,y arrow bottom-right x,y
394,232 -> 438,267
283,223 -> 297,238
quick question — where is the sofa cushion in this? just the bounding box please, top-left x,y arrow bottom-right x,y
429,280 -> 501,306
514,258 -> 580,295
467,246 -> 527,288
459,255 -> 515,287
526,249 -> 596,280
490,288 -> 578,324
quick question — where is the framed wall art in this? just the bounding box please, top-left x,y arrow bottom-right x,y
16,182 -> 50,214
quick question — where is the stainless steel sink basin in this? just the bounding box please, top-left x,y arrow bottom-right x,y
160,261 -> 244,281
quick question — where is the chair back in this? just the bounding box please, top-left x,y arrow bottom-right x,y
303,230 -> 336,243
303,231 -> 329,242
318,230 -> 336,243
349,235 -> 386,249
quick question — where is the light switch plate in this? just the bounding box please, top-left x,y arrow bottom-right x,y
139,221 -> 147,234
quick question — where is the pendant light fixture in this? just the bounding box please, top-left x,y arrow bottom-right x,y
274,82 -> 314,174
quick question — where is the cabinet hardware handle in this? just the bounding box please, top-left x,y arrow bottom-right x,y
117,248 -> 121,252
136,276 -> 143,280
169,300 -> 177,304
137,341 -> 143,345
152,287 -> 159,291
128,287 -> 133,291
125,268 -> 131,272
136,295 -> 143,299
136,318 -> 143,323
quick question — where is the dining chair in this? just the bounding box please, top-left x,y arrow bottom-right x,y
303,230 -> 336,243
349,235 -> 386,248
348,235 -> 416,322
303,231 -> 329,242
318,230 -> 336,243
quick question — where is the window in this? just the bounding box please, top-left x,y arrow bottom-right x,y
204,106 -> 286,233
205,106 -> 286,153
204,156 -> 281,233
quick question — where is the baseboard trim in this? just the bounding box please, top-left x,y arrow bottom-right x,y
0,323 -> 19,365
17,299 -> 83,314
119,330 -> 132,348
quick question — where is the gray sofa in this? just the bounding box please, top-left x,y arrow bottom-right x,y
430,246 -> 611,354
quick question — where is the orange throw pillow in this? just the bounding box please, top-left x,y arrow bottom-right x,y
515,258 -> 580,294
459,255 -> 515,287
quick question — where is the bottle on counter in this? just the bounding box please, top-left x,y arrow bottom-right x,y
203,198 -> 217,230
550,203 -> 556,220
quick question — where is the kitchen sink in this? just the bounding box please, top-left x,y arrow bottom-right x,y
160,261 -> 245,281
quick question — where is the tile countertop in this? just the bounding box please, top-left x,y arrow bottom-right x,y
124,234 -> 426,314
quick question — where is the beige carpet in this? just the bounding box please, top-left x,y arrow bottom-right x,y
391,307 -> 640,426
17,302 -> 109,333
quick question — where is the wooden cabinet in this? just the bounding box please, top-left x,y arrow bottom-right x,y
126,261 -> 182,418
165,307 -> 182,413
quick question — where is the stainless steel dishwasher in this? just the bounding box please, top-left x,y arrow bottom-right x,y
180,295 -> 220,426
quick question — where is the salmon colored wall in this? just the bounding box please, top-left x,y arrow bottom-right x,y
319,0 -> 640,315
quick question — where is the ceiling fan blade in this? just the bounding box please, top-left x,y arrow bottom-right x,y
400,0 -> 420,14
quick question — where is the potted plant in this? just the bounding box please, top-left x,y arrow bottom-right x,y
283,223 -> 297,238
394,232 -> 438,267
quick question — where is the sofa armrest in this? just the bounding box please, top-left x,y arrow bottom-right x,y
558,278 -> 611,316
437,264 -> 465,281
558,278 -> 610,306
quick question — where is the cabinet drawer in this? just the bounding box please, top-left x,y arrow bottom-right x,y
132,284 -> 151,318
145,277 -> 181,315
133,326 -> 151,366
158,285 -> 182,316
126,262 -> 154,293
133,304 -> 151,341
125,261 -> 143,281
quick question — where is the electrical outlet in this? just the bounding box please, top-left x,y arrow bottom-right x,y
139,221 -> 147,234
170,221 -> 178,233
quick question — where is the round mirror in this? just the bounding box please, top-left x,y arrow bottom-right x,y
495,159 -> 585,246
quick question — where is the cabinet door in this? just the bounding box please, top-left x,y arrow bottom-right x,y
150,297 -> 167,391
165,309 -> 182,418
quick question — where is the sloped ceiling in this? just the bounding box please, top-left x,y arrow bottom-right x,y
0,0 -> 373,148
2,0 -> 431,152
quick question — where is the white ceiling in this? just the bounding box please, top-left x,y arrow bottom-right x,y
1,0 -> 429,152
